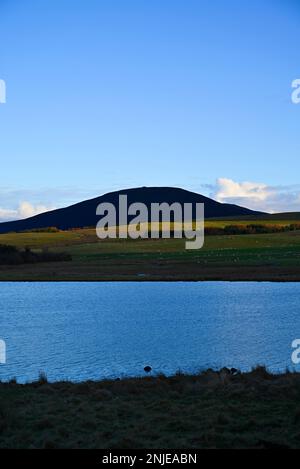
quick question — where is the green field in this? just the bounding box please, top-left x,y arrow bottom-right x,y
1,219 -> 300,280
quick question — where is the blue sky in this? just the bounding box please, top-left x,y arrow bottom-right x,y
0,0 -> 300,219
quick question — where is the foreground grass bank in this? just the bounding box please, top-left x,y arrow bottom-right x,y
1,367 -> 300,449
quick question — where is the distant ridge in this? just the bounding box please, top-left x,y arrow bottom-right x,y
0,186 -> 265,234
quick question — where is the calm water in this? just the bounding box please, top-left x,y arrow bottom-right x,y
0,282 -> 300,383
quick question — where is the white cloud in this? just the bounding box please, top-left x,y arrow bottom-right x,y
0,186 -> 112,223
212,178 -> 300,213
215,178 -> 270,202
0,202 -> 55,222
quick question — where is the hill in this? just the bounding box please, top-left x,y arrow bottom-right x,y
0,186 -> 265,234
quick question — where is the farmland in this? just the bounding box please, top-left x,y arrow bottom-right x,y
0,217 -> 300,281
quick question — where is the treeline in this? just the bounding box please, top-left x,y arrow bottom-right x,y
6,222 -> 300,238
0,245 -> 71,265
21,227 -> 61,233
150,223 -> 300,238
205,223 -> 300,236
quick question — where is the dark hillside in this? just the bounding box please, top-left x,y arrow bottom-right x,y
0,186 -> 265,234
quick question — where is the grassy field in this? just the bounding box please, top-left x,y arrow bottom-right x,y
0,367 -> 299,449
1,220 -> 300,280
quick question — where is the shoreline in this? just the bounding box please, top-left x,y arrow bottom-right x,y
1,272 -> 300,282
1,263 -> 300,282
0,277 -> 300,282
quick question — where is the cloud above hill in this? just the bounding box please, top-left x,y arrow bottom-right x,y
212,178 -> 300,213
215,178 -> 270,202
0,202 -> 55,222
0,186 -> 102,222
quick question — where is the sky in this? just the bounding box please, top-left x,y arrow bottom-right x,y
0,0 -> 300,220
